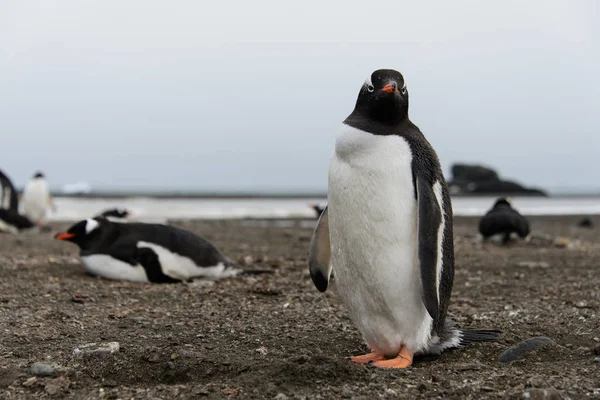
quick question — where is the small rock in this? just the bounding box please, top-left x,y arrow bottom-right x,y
30,362 -> 56,377
517,261 -> 550,269
45,383 -> 60,395
340,387 -> 353,399
522,387 -> 562,399
594,358 -> 600,364
22,377 -> 37,387
44,377 -> 69,396
191,386 -> 210,396
73,342 -> 120,358
170,352 -> 179,360
498,336 -> 555,362
553,237 -> 571,248
167,361 -> 175,370
274,393 -> 289,400
256,346 -> 268,355
455,362 -> 484,371
241,255 -> 254,266
574,301 -> 590,309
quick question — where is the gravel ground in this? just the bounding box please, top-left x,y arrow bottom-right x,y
0,215 -> 599,399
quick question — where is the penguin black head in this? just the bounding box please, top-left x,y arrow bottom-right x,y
33,171 -> 45,179
354,69 -> 408,125
493,197 -> 513,209
55,217 -> 112,250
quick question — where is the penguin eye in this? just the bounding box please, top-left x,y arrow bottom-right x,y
401,86 -> 407,95
366,85 -> 374,93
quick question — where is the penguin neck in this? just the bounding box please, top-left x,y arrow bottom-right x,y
343,111 -> 412,136
80,222 -> 121,252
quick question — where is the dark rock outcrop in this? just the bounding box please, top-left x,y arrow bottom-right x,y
448,163 -> 547,197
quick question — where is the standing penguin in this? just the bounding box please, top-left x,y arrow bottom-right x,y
309,69 -> 498,368
479,197 -> 530,243
55,217 -> 272,283
21,171 -> 54,226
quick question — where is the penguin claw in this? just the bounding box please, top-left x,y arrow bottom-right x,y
349,352 -> 385,364
372,347 -> 413,369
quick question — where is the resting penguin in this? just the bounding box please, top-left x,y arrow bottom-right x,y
55,217 -> 272,283
308,69 -> 499,369
479,197 -> 530,244
0,169 -> 35,233
0,169 -> 19,211
96,208 -> 130,222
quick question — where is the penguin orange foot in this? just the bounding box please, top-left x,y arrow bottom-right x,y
372,346 -> 413,369
348,352 -> 384,364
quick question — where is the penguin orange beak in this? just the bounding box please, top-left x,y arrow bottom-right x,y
55,233 -> 75,240
382,82 -> 399,93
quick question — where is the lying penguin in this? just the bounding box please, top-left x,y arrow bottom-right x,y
0,209 -> 35,234
0,169 -> 36,234
55,217 -> 271,283
309,69 -> 498,369
479,197 -> 530,244
96,208 -> 130,222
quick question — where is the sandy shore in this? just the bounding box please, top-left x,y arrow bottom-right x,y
0,216 -> 599,399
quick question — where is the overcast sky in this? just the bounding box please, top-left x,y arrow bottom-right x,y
0,1 -> 598,193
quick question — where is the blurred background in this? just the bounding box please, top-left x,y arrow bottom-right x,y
1,0 -> 598,219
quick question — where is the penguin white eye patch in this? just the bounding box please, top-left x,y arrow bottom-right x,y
85,219 -> 99,234
364,76 -> 407,92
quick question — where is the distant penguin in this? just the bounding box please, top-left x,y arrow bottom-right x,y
97,208 -> 130,222
55,217 -> 272,283
577,217 -> 594,229
0,209 -> 35,234
308,69 -> 498,369
0,169 -> 19,211
21,171 -> 54,226
0,170 -> 35,233
479,197 -> 530,244
310,204 -> 326,218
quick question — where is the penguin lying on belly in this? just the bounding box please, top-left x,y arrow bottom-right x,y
309,69 -> 499,369
55,217 -> 272,283
0,169 -> 36,234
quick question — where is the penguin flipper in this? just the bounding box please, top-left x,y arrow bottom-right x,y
308,206 -> 332,292
416,176 -> 443,322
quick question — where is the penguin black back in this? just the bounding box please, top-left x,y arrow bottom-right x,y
479,198 -> 530,242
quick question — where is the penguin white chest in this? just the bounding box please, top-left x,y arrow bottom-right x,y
328,124 -> 432,356
80,255 -> 149,282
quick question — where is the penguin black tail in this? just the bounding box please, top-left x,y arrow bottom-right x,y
459,329 -> 501,346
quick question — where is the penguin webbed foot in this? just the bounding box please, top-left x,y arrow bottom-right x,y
348,352 -> 385,364
372,346 -> 413,369
348,346 -> 414,369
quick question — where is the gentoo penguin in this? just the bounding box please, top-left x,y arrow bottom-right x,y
310,204 -> 326,218
308,69 -> 498,369
577,217 -> 593,229
0,170 -> 35,233
21,171 -> 54,226
97,208 -> 130,222
0,169 -> 19,211
0,209 -> 35,234
479,197 -> 530,244
55,217 -> 272,283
